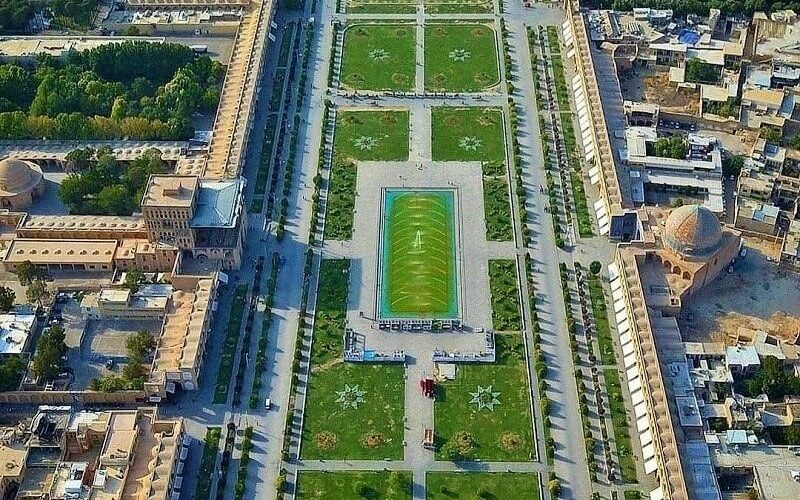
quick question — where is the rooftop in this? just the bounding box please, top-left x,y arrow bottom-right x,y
0,310 -> 36,354
142,176 -> 199,208
191,178 -> 245,228
1,239 -> 117,265
0,36 -> 165,59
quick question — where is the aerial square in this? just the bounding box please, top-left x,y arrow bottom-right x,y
2,0 -> 800,500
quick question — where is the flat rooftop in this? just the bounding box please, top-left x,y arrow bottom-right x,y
0,36 -> 165,59
2,239 -> 117,265
142,175 -> 198,208
713,443 -> 800,499
0,311 -> 35,354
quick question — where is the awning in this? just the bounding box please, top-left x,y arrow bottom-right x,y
644,456 -> 659,474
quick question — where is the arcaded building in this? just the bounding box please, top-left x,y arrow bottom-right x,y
0,158 -> 44,210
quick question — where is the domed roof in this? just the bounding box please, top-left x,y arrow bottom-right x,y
0,158 -> 43,197
663,204 -> 723,258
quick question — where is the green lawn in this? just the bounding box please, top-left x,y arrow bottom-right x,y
435,334 -> 534,461
325,109 -> 410,241
588,275 -> 616,366
341,24 -> 416,91
347,0 -> 418,13
381,191 -> 458,319
425,23 -> 500,91
297,471 -> 412,500
605,368 -> 638,483
426,472 -> 539,499
195,427 -> 221,500
212,286 -> 248,404
302,259 -> 406,460
431,107 -> 506,162
334,110 -> 410,161
488,260 -> 522,331
424,0 -> 494,14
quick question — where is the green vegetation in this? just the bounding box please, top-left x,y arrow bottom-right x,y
0,355 -> 25,391
430,107 -> 512,241
648,137 -> 687,159
324,110 -> 410,241
767,423 -> 800,445
483,177 -> 514,241
59,147 -> 167,215
704,98 -> 739,118
488,260 -> 521,331
347,0 -> 418,13
722,154 -> 745,177
624,491 -> 643,500
605,369 -> 637,483
425,23 -> 500,92
195,427 -> 221,500
32,325 -> 67,382
684,57 -> 721,84
0,0 -> 99,33
302,259 -> 405,459
212,285 -> 248,404
0,286 -> 14,312
587,276 -> 615,366
0,42 -> 223,140
426,472 -> 539,499
435,334 -> 533,461
297,471 -> 412,500
381,191 -> 457,319
341,24 -> 416,91
233,427 -> 254,500
334,110 -> 410,161
424,0 -> 494,14
431,107 -> 505,162
736,355 -> 800,400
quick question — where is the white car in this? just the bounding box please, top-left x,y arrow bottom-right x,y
265,398 -> 271,410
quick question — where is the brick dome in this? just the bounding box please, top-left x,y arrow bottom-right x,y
663,204 -> 722,258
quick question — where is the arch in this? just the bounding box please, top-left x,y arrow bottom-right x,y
682,271 -> 692,280
672,265 -> 681,275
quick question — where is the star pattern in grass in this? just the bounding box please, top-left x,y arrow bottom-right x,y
448,48 -> 472,61
458,136 -> 483,151
354,135 -> 379,151
335,384 -> 366,409
469,385 -> 501,412
369,48 -> 390,61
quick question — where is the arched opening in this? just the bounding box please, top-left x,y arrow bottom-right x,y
682,271 -> 691,280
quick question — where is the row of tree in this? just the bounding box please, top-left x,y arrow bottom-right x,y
59,147 -> 168,215
0,0 -> 99,33
0,41 -> 224,140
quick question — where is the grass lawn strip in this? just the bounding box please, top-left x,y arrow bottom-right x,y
588,275 -> 616,366
605,368 -> 638,483
425,23 -> 500,92
435,334 -> 534,461
424,1 -> 493,14
297,471 -> 412,499
195,427 -> 221,500
325,109 -> 410,241
426,472 -> 539,499
302,259 -> 405,460
488,260 -> 522,331
212,285 -> 248,404
341,24 -> 416,91
483,177 -> 514,241
347,0 -> 417,13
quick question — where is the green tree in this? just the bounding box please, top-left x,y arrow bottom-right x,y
722,155 -> 745,177
760,126 -> 783,145
16,260 -> 44,286
123,269 -> 146,293
388,472 -> 410,494
0,286 -> 15,312
126,329 -> 155,359
32,325 -> 67,382
0,355 -> 25,391
684,58 -> 721,84
589,261 -> 602,275
26,279 -> 50,305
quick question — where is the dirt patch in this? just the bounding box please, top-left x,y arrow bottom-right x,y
500,432 -> 522,450
680,239 -> 800,344
314,431 -> 338,449
360,432 -> 386,448
619,68 -> 699,114
311,358 -> 344,373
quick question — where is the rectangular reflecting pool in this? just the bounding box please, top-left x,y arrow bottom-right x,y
378,189 -> 459,319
